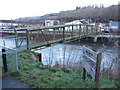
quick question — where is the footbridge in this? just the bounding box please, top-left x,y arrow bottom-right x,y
1,24 -> 100,51
13,24 -> 99,51
93,33 -> 120,42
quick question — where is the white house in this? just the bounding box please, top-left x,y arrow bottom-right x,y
65,19 -> 89,31
45,20 -> 60,26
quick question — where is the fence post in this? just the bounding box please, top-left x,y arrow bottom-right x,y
15,49 -> 18,71
91,25 -> 93,34
2,48 -> 8,72
39,53 -> 42,62
63,27 -> 65,43
14,29 -> 18,48
82,67 -> 86,80
79,24 -> 81,37
72,25 -> 74,38
26,29 -> 30,50
86,25 -> 88,35
95,53 -> 102,88
95,26 -> 98,33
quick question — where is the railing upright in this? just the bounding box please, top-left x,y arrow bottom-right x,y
26,29 -> 30,50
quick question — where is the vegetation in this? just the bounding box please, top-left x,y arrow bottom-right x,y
0,67 -> 2,78
2,50 -> 118,88
16,4 -> 119,23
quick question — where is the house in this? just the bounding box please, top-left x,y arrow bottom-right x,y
65,20 -> 82,25
109,21 -> 120,29
0,20 -> 18,29
101,23 -> 110,33
65,19 -> 89,31
109,21 -> 120,34
45,20 -> 60,26
65,19 -> 89,25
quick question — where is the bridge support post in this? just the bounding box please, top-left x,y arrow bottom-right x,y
95,26 -> 98,33
63,27 -> 65,43
94,36 -> 98,42
91,25 -> 93,34
86,25 -> 88,35
79,24 -> 81,37
26,29 -> 30,50
14,29 -> 18,48
72,25 -> 74,38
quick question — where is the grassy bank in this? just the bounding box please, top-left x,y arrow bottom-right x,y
3,50 -> 120,88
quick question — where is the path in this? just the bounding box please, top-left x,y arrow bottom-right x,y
0,76 -> 31,89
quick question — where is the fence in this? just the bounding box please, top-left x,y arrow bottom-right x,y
80,46 -> 102,87
0,47 -> 18,73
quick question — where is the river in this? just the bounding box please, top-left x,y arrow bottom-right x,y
33,38 -> 119,68
0,37 -> 119,69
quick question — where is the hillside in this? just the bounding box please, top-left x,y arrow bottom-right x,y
16,4 -> 120,23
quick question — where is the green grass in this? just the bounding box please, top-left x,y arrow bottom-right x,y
0,67 -> 2,78
3,50 -> 119,88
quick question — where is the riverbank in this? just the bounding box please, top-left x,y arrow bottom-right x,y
2,50 -> 119,88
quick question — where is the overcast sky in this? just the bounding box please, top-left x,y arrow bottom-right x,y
0,0 -> 119,20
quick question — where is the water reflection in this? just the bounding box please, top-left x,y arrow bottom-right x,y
34,44 -> 84,66
0,37 -> 119,68
34,41 -> 118,68
0,37 -> 26,49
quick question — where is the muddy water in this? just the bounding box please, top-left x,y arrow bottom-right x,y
0,37 -> 119,68
34,38 -> 119,68
0,37 -> 26,49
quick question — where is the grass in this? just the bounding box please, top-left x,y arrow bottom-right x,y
0,67 -> 2,78
2,50 -> 120,88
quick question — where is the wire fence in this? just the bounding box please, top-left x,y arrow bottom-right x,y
0,47 -> 18,73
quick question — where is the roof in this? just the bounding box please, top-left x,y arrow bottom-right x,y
109,21 -> 120,26
65,19 -> 89,25
79,19 -> 89,24
0,20 -> 17,23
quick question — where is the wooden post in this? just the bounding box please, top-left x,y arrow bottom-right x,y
95,53 -> 102,88
72,25 -> 74,38
39,53 -> 42,62
91,25 -> 93,34
14,29 -> 18,48
26,29 -> 30,50
86,25 -> 88,35
79,24 -> 81,37
95,26 -> 98,33
63,27 -> 65,43
82,68 -> 86,80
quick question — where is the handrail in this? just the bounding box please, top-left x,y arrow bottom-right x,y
15,24 -> 95,31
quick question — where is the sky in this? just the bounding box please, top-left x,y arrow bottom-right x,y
0,0 -> 119,20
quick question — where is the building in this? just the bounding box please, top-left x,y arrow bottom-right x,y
109,21 -> 120,30
101,23 -> 110,32
65,19 -> 89,25
45,20 -> 60,26
65,19 -> 89,31
109,21 -> 120,34
0,20 -> 18,29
